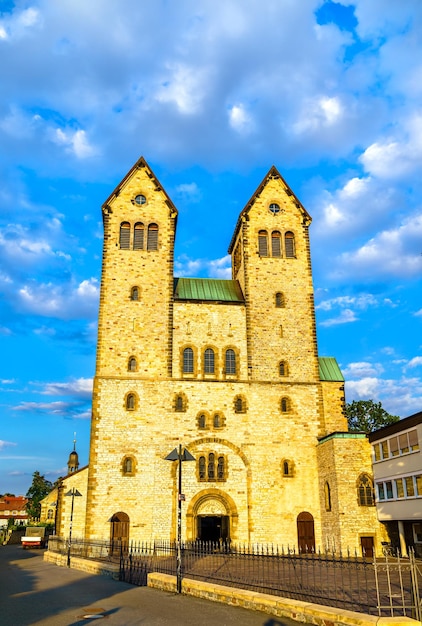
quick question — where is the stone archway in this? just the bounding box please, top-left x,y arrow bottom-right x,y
186,489 -> 238,542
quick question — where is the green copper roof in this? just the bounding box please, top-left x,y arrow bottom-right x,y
318,357 -> 344,382
174,278 -> 244,303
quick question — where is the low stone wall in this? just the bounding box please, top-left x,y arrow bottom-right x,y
43,551 -> 120,579
148,572 -> 420,626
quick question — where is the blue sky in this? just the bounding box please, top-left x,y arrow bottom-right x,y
1,0 -> 421,496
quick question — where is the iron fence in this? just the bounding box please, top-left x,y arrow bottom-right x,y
47,538 -> 422,619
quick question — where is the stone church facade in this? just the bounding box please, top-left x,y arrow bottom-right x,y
58,157 -> 384,554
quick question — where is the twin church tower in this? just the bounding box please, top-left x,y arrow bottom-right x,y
60,157 -> 382,553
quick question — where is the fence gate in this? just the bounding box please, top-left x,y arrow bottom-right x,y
374,549 -> 422,620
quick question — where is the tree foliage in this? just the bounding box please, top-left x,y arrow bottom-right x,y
25,471 -> 53,520
346,400 -> 400,433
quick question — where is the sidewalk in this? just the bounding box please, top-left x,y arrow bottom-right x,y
0,545 -> 297,625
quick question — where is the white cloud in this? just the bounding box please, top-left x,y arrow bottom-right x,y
406,357 -> 422,369
0,7 -> 41,41
343,361 -> 384,379
293,96 -> 343,134
319,308 -> 357,326
155,63 -> 211,114
53,128 -> 97,158
174,255 -> 231,279
334,212 -> 422,280
174,183 -> 202,203
228,104 -> 253,134
18,278 -> 99,320
39,377 -> 93,398
0,440 -> 17,451
316,293 -> 379,312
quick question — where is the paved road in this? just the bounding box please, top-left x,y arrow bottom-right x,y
0,545 -> 300,626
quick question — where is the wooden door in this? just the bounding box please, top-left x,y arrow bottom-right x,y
297,512 -> 315,553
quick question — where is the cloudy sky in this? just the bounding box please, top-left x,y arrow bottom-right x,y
1,0 -> 421,496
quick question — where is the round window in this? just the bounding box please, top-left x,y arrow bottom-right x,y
269,203 -> 281,214
134,194 -> 146,205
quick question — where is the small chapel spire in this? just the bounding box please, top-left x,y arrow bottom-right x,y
67,432 -> 79,474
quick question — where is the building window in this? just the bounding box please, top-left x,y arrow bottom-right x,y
198,452 -> 227,482
122,456 -> 135,475
271,231 -> 282,257
269,202 -> 281,214
358,474 -> 374,506
282,459 -> 294,477
285,231 -> 295,258
258,230 -> 268,256
413,523 -> 422,543
325,482 -> 332,511
373,429 -> 419,462
126,393 -> 136,411
279,361 -> 288,376
119,222 -> 131,249
199,456 -> 206,479
225,349 -> 236,375
147,223 -> 158,250
47,509 -> 54,520
175,394 -> 186,412
281,397 -> 290,413
234,396 -> 246,413
134,194 -> 146,205
130,286 -> 139,301
198,414 -> 207,429
128,357 -> 137,372
204,348 -> 215,374
275,292 -> 285,308
133,222 -> 145,250
183,348 -> 194,373
213,414 -> 221,428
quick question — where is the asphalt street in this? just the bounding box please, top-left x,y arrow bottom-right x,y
0,545 -> 301,626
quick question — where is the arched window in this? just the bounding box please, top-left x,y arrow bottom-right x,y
285,231 -> 295,258
130,286 -> 139,301
325,482 -> 332,511
357,474 -> 375,506
183,348 -> 194,373
204,348 -> 215,374
147,223 -> 158,250
128,357 -> 137,372
275,292 -> 285,308
213,414 -> 221,428
199,456 -> 206,480
133,222 -> 145,250
126,393 -> 136,410
225,349 -> 236,375
281,397 -> 290,413
208,453 -> 215,480
217,456 -> 225,480
234,396 -> 245,413
47,509 -> 54,520
279,361 -> 288,376
123,457 -> 133,474
175,395 -> 184,412
271,231 -> 282,257
198,414 -> 206,429
283,461 -> 290,476
119,222 -> 130,249
258,230 -> 268,256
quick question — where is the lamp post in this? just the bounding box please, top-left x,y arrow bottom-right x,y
165,444 -> 195,593
65,487 -> 82,567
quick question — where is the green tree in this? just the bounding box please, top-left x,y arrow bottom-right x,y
25,471 -> 53,520
346,400 -> 400,433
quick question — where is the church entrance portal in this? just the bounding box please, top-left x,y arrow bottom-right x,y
110,511 -> 129,554
197,515 -> 229,542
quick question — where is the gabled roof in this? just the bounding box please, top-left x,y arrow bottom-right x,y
228,165 -> 311,254
174,278 -> 245,303
102,156 -> 178,220
318,357 -> 344,382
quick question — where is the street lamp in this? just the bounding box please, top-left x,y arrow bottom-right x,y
64,487 -> 82,567
165,444 -> 195,593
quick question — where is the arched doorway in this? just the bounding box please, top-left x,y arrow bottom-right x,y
110,511 -> 129,554
187,489 -> 239,542
297,511 -> 315,553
